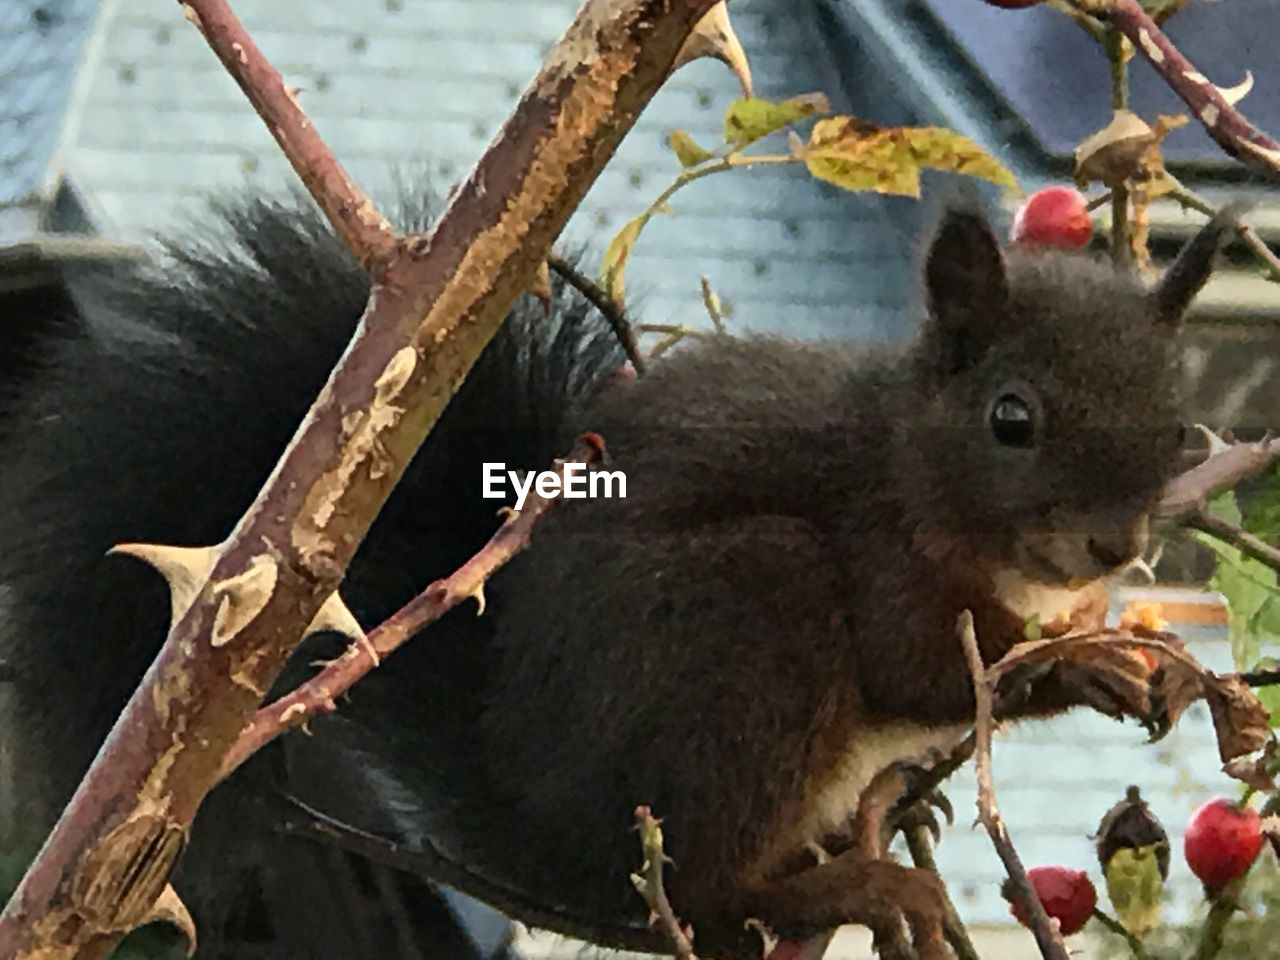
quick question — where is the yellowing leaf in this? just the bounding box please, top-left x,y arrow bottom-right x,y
601,215 -> 645,304
723,93 -> 830,150
801,117 -> 1019,198
667,130 -> 713,168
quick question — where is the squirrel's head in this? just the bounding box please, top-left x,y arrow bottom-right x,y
899,204 -> 1232,585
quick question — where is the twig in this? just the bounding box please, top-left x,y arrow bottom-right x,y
638,322 -> 720,360
1105,24 -> 1131,265
220,434 -> 607,779
902,826 -> 981,960
180,0 -> 397,270
1170,188 -> 1280,284
1090,908 -> 1149,959
548,254 -> 647,375
278,793 -> 666,955
1193,873 -> 1247,960
633,806 -> 697,960
699,275 -> 727,334
1188,508 -> 1280,575
1044,0 -> 1106,41
1241,667 -> 1280,688
958,611 -> 1072,960
1082,0 -> 1280,182
1156,437 -> 1280,521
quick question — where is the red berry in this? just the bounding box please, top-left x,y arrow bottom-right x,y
1010,186 -> 1093,250
1006,866 -> 1097,936
979,0 -> 1043,7
1184,798 -> 1263,893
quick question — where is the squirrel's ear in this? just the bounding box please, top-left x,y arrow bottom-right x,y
923,206 -> 1009,373
1151,204 -> 1240,325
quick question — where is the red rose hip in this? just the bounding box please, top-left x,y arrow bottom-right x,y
1005,866 -> 1097,935
1010,186 -> 1093,250
1184,798 -> 1263,893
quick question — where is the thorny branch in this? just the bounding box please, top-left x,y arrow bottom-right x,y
220,435 -> 608,779
633,806 -> 698,960
0,1 -> 726,956
1078,0 -> 1280,182
1157,437 -> 1280,522
178,0 -> 396,270
958,611 -> 1072,960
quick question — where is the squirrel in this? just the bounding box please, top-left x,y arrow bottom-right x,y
0,193 -> 1228,960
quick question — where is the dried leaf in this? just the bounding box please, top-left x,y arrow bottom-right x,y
667,130 -> 714,168
1204,674 -> 1273,763
992,629 -> 1204,735
1222,740 -> 1277,792
1119,602 -> 1168,633
723,93 -> 830,150
601,215 -> 645,304
801,118 -> 1018,198
1074,110 -> 1187,187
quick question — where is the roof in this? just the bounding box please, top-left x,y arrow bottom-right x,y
36,0 -> 923,341
0,0 -> 99,214
921,0 -> 1280,170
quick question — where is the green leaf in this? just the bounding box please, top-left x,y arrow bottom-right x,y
722,93 -> 830,150
1023,614 -> 1042,642
1197,491 -> 1280,672
601,214 -> 645,304
1242,466 -> 1280,540
801,118 -> 1019,198
666,130 -> 714,168
1257,684 -> 1280,727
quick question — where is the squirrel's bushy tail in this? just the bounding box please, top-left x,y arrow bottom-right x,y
0,193 -> 624,958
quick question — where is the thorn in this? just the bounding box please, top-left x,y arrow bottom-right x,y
145,884 -> 197,956
109,543 -> 219,628
210,554 -> 279,647
671,1 -> 753,98
1194,423 -> 1232,456
306,592 -> 377,665
1217,70 -> 1254,107
468,583 -> 488,616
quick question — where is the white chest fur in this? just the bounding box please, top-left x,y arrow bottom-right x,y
799,721 -> 968,846
991,568 -> 1095,624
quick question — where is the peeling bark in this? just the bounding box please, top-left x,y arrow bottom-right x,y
0,1 -> 722,956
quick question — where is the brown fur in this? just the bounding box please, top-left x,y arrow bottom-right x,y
462,208 -> 1230,956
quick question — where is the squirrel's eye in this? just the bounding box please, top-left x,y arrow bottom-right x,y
989,394 -> 1034,448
